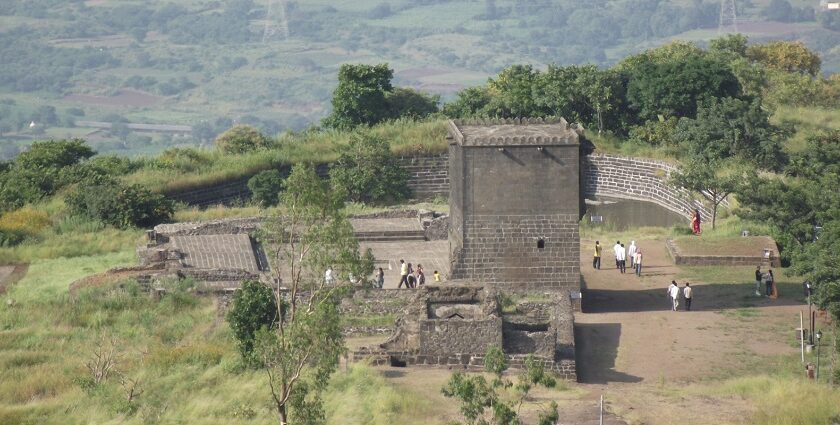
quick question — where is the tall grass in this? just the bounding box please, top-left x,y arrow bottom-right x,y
701,375 -> 840,425
325,364 -> 433,425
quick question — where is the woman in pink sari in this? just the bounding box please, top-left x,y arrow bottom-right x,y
691,209 -> 702,235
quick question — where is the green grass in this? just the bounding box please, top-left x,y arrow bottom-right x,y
123,118 -> 449,194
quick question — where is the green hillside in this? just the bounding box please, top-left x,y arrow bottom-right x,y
2,0 -> 840,158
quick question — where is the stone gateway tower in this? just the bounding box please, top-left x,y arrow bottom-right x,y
446,118 -> 581,293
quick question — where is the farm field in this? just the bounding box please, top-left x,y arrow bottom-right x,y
3,0 -> 840,158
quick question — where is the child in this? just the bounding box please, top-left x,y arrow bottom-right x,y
434,270 -> 441,282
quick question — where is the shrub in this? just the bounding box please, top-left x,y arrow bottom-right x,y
66,179 -> 174,229
214,125 -> 270,154
247,169 -> 284,207
329,133 -> 410,204
226,280 -> 279,362
0,207 -> 50,237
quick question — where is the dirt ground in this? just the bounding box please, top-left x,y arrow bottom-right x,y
351,238 -> 809,424
0,263 -> 28,295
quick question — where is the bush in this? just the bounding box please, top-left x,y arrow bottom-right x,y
247,169 -> 284,207
226,280 -> 279,362
0,207 -> 51,237
214,125 -> 270,154
329,133 -> 410,204
66,179 -> 174,229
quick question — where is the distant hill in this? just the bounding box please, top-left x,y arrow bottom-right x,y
0,0 -> 838,157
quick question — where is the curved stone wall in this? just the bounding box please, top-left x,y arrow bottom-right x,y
163,152 -> 724,220
581,154 -> 723,221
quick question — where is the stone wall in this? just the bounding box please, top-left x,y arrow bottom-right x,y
451,214 -> 580,292
666,239 -> 782,268
582,154 -> 726,219
164,155 -> 448,207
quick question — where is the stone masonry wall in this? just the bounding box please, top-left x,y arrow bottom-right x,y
450,214 -> 580,292
582,154 -> 727,219
164,155 -> 448,207
419,318 -> 502,356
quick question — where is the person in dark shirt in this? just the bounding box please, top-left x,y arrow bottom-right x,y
754,266 -> 762,296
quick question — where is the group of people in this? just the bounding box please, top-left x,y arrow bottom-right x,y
393,259 -> 441,289
667,280 -> 693,311
593,240 -> 643,276
754,266 -> 776,298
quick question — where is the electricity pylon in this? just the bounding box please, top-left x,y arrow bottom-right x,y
719,0 -> 738,34
262,0 -> 289,43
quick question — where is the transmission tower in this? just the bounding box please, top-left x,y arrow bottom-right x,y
718,0 -> 738,34
262,0 -> 289,43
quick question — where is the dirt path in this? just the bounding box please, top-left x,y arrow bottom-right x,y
575,238 -> 804,424
0,263 -> 28,295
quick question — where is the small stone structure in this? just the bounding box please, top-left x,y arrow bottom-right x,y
446,118 -> 582,293
353,285 -> 576,380
666,238 -> 782,267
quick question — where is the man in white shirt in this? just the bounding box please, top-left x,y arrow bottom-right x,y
684,282 -> 693,311
627,241 -> 637,268
613,241 -> 622,270
397,259 -> 409,288
619,244 -> 627,274
325,266 -> 334,286
668,281 -> 680,311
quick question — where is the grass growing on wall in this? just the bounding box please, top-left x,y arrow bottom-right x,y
123,119 -> 450,195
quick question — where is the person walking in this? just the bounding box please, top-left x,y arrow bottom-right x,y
397,259 -> 409,289
634,248 -> 642,277
684,282 -> 693,311
765,269 -> 774,297
754,266 -> 762,297
691,209 -> 702,235
613,241 -> 622,269
407,263 -> 416,288
325,266 -> 335,286
416,264 -> 425,286
628,241 -> 637,268
668,281 -> 680,311
593,241 -> 602,269
619,243 -> 627,274
375,267 -> 385,289
433,270 -> 441,283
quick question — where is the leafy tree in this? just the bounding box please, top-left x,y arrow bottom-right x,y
762,0 -> 793,22
670,157 -> 741,229
214,125 -> 271,154
386,87 -> 440,120
818,9 -> 840,31
16,139 -> 94,170
673,97 -> 787,168
708,34 -> 748,59
746,41 -> 821,76
227,280 -> 280,362
66,179 -> 174,229
485,65 -> 541,118
329,133 -> 410,204
248,170 -> 285,207
534,65 -> 625,134
627,117 -> 679,147
324,63 -> 394,129
625,55 -> 741,121
442,86 -> 493,118
443,347 -> 559,425
254,164 -> 374,425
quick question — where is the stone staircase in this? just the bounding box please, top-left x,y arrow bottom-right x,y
354,229 -> 426,242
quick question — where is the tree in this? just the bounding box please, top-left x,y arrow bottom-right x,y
329,133 -> 410,204
763,0 -> 794,22
485,65 -> 541,118
66,179 -> 174,229
442,347 -> 559,425
442,86 -> 492,118
670,157 -> 741,229
227,280 -> 279,362
254,164 -> 374,425
625,55 -> 741,121
248,170 -> 284,207
534,65 -> 625,134
386,87 -> 440,120
746,41 -> 821,76
214,125 -> 270,154
324,63 -> 394,129
673,97 -> 787,169
708,34 -> 748,59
